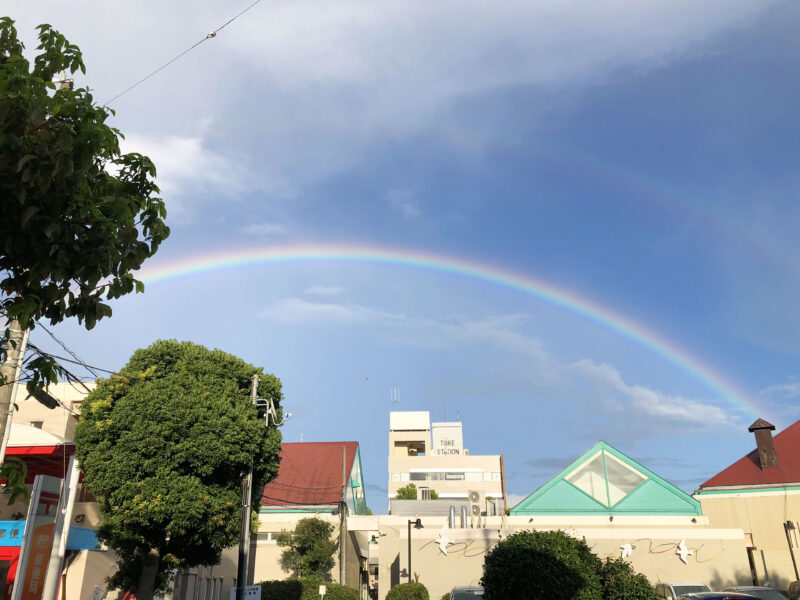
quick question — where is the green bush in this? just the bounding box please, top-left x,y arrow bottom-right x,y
259,579 -> 303,600
481,530 -> 602,600
599,558 -> 658,600
257,578 -> 358,600
386,582 -> 430,600
440,594 -> 450,600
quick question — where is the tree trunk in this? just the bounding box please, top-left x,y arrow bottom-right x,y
136,550 -> 160,600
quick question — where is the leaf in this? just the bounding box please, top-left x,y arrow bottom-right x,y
16,154 -> 37,170
20,206 -> 39,228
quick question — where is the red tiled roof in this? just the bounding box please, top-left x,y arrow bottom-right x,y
260,441 -> 358,507
700,420 -> 800,488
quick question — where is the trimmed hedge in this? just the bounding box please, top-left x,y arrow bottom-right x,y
386,582 -> 430,600
257,578 -> 358,600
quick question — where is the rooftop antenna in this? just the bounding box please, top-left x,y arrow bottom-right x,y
457,410 -> 461,422
300,433 -> 303,443
392,387 -> 399,409
444,401 -> 447,422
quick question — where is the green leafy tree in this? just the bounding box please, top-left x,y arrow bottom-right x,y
276,517 -> 338,580
599,558 -> 657,600
0,17 -> 169,390
481,530 -> 603,600
386,583 -> 429,600
74,340 -> 283,600
395,483 -> 418,500
0,457 -> 28,504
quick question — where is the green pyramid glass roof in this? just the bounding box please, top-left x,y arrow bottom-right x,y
510,441 -> 702,516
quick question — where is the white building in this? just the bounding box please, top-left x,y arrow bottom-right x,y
387,411 -> 506,515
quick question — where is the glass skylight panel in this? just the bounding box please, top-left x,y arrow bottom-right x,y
604,452 -> 647,505
566,452 -> 608,505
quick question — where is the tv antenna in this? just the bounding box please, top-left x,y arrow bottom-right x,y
392,387 -> 399,409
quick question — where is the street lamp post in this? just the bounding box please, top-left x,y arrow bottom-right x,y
785,521 -> 800,581
407,518 -> 423,583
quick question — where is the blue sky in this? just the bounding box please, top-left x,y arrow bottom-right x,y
7,0 -> 800,510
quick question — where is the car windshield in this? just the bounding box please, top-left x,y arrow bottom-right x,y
674,586 -> 711,596
452,591 -> 484,600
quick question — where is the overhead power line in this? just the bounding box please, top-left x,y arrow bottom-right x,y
103,0 -> 263,106
37,322 -> 101,378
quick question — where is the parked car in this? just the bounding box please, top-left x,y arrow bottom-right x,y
677,594 -> 759,600
720,586 -> 787,600
449,587 -> 484,600
656,582 -> 712,599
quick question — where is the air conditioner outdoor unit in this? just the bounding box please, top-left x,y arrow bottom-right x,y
468,490 -> 483,517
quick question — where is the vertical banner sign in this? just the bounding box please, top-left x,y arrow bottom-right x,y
11,475 -> 62,600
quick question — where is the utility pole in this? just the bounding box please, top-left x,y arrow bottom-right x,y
236,374 -> 258,600
0,319 -> 29,464
339,445 -> 347,585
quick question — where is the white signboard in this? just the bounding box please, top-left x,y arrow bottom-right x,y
229,586 -> 261,600
431,422 -> 463,456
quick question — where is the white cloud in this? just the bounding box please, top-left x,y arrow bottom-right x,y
569,359 -> 738,427
118,132 -> 295,221
256,296 -> 737,428
258,298 -> 399,324
387,189 -> 421,220
241,222 -> 287,237
8,0 -> 774,199
303,286 -> 347,296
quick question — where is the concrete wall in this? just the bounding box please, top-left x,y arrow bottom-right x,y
698,490 -> 800,590
12,382 -> 95,441
387,455 -> 503,501
63,550 -> 118,600
347,514 -> 751,600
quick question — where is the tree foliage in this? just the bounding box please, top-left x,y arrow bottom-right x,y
395,483 -> 418,500
257,578 -> 357,600
386,583 -> 430,600
0,457 -> 29,504
276,517 -> 338,580
0,17 -> 169,387
74,340 -> 283,595
599,558 -> 657,600
481,530 -> 603,600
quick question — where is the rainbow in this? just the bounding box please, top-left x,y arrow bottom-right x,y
138,243 -> 759,417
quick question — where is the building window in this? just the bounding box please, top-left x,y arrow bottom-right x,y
31,421 -> 43,429
445,472 -> 465,481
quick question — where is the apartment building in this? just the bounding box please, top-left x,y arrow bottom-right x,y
387,411 -> 506,515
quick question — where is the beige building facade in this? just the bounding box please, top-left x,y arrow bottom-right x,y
696,419 -> 800,591
348,514 -> 750,600
388,412 -> 505,514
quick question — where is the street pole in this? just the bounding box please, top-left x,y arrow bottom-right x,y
407,520 -> 412,584
236,374 -> 258,600
41,456 -> 80,600
0,320 -> 29,464
339,445 -> 347,585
